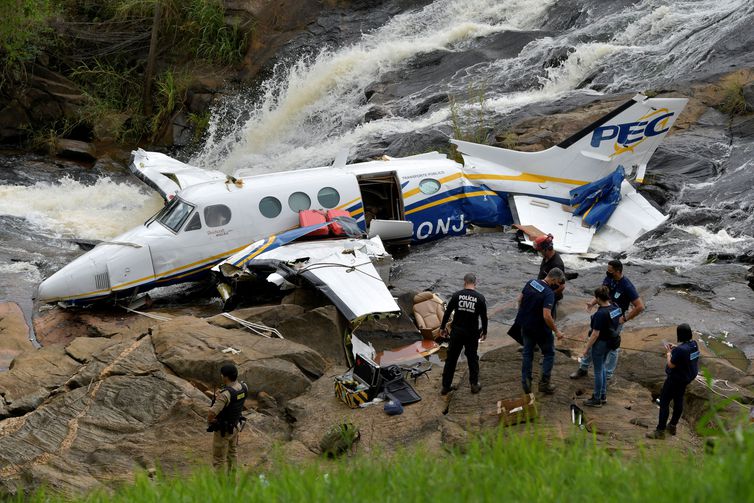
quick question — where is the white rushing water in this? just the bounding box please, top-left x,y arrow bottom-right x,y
0,177 -> 163,241
192,0 -> 752,176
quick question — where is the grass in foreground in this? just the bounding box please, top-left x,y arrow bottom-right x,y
18,426 -> 754,503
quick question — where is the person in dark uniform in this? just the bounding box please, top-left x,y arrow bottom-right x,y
515,268 -> 565,394
647,324 -> 700,439
581,286 -> 621,407
207,363 -> 248,471
535,234 -> 566,319
439,273 -> 488,395
571,259 -> 644,380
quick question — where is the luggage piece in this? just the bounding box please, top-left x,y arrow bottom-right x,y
383,377 -> 421,405
354,354 -> 382,390
380,365 -> 421,405
334,375 -> 370,409
326,209 -> 351,236
299,210 -> 328,236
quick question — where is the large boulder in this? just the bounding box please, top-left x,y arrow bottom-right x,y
0,346 -> 81,418
151,316 -> 327,401
0,302 -> 33,371
33,307 -> 155,346
0,373 -> 209,495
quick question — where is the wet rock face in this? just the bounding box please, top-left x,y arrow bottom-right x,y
0,307 -> 338,495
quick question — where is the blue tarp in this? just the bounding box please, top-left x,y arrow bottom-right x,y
569,166 -> 625,230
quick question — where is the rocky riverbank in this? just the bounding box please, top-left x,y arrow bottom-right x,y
2,229 -> 754,496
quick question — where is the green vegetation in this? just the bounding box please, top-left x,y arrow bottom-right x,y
0,0 -> 56,87
719,73 -> 752,117
16,425 -> 754,502
448,84 -> 491,162
0,0 -> 250,146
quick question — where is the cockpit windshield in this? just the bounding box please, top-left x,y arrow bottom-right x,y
153,198 -> 195,232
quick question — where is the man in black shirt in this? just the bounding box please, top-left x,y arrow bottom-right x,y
535,234 -> 565,319
439,273 -> 488,395
515,268 -> 565,394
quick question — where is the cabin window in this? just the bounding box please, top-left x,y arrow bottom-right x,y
158,198 -> 194,233
419,178 -> 441,195
259,196 -> 282,218
184,212 -> 202,231
204,205 -> 231,227
317,187 -> 340,208
288,192 -> 311,212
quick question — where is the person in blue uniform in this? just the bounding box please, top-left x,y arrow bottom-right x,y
515,268 -> 565,394
571,259 -> 644,380
647,324 -> 700,439
581,286 -> 621,407
439,273 -> 488,395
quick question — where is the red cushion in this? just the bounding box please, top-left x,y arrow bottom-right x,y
299,210 -> 328,236
326,209 -> 351,236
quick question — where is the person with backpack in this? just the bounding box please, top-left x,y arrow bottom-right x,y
582,286 -> 621,407
207,363 -> 248,471
647,324 -> 700,439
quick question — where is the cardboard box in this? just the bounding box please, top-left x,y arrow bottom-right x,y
497,395 -> 538,427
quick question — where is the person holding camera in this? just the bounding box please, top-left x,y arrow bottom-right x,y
647,324 -> 700,439
207,363 -> 248,471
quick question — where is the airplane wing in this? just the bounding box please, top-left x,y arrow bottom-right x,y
512,180 -> 667,254
213,224 -> 400,322
129,149 -> 228,201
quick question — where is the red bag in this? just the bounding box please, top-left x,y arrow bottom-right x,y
299,210 -> 328,236
326,209 -> 351,236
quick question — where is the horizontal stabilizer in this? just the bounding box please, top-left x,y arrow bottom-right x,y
129,149 -> 227,200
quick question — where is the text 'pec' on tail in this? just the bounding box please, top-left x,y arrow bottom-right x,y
555,94 -> 688,183
452,94 -> 688,187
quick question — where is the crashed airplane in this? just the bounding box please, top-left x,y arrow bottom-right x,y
36,94 -> 687,323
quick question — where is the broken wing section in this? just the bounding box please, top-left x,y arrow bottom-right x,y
129,149 -> 227,201
512,180 -> 667,254
214,230 -> 400,321
512,196 -> 595,254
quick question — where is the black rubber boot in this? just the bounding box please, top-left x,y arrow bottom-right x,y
538,377 -> 555,394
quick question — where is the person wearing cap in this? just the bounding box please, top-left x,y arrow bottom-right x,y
534,234 -> 566,319
571,259 -> 644,381
439,273 -> 488,395
515,267 -> 565,394
207,363 -> 248,471
647,324 -> 700,439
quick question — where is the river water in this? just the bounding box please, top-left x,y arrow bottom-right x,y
1,0 -> 753,358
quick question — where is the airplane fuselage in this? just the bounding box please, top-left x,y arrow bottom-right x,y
37,156 -> 524,305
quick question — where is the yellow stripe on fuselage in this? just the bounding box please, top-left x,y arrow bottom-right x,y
404,190 -> 497,216
336,196 -> 361,211
237,235 -> 276,267
465,172 -> 587,186
402,172 -> 464,198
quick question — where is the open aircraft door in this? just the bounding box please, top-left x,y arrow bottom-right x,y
106,244 -> 157,292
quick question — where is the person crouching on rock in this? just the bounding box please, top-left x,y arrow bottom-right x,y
207,363 -> 248,471
515,268 -> 565,395
647,324 -> 700,439
439,272 -> 488,396
581,286 -> 621,407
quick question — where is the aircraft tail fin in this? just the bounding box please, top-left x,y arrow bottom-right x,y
452,94 -> 688,184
